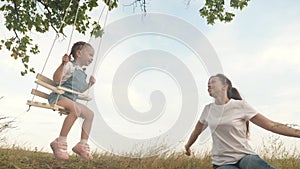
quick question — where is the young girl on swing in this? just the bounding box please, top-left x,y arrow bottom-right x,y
48,41 -> 96,160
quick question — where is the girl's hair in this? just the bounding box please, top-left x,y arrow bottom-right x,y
70,41 -> 92,59
213,74 -> 250,138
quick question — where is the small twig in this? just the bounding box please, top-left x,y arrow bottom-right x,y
13,29 -> 20,41
123,0 -> 147,13
141,0 -> 146,13
185,0 -> 192,6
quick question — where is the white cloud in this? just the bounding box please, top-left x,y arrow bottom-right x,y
259,22 -> 300,70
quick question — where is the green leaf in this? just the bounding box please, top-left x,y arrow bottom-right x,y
21,69 -> 27,76
30,68 -> 35,73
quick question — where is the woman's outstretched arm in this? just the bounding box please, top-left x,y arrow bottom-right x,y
185,121 -> 206,156
251,113 -> 300,138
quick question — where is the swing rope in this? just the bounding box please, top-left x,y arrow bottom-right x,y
53,0 -> 82,106
41,0 -> 74,75
66,1 -> 81,53
27,0 -> 110,112
91,7 -> 109,76
88,2 -> 106,44
85,6 -> 109,102
27,0 -> 74,112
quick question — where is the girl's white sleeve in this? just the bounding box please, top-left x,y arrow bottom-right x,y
61,62 -> 74,83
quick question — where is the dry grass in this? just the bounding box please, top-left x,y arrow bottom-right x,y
258,135 -> 300,169
1,136 -> 300,169
0,147 -> 211,169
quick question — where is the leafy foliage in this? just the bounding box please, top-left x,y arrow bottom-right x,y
0,0 -> 118,75
0,0 -> 250,76
199,0 -> 251,25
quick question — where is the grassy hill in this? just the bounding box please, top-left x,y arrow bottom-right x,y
1,147 -> 300,169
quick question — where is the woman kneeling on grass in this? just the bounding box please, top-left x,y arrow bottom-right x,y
185,74 -> 300,169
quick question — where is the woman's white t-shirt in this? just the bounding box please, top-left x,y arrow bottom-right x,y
199,99 -> 258,165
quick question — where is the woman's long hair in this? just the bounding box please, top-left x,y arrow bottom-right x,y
214,74 -> 250,138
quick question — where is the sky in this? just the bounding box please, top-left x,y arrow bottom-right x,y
1,0 -> 300,157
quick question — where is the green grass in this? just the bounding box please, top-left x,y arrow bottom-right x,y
0,146 -> 300,169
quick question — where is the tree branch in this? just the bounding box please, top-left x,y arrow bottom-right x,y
12,0 -> 20,22
36,0 -> 61,34
12,0 -> 20,41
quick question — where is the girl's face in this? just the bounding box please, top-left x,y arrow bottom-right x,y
208,76 -> 227,98
77,45 -> 95,66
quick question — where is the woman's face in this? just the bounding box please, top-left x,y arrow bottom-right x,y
208,76 -> 227,98
78,45 -> 95,66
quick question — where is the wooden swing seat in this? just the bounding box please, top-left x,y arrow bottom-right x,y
27,73 -> 92,115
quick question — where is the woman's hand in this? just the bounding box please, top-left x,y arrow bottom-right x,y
185,144 -> 191,156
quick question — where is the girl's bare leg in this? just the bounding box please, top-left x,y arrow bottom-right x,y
70,103 -> 94,160
76,103 -> 94,140
57,98 -> 80,137
50,98 -> 79,160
